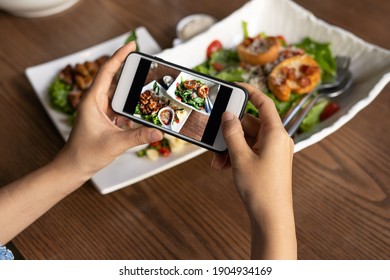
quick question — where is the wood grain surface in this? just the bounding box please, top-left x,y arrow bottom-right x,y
0,0 -> 389,259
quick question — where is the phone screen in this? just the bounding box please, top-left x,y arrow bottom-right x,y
121,57 -> 233,146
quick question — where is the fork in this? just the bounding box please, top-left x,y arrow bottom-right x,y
286,70 -> 353,137
282,56 -> 351,127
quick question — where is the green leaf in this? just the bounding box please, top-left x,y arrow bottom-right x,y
209,49 -> 240,67
265,92 -> 300,117
125,30 -> 139,51
245,101 -> 259,117
48,78 -> 73,115
295,37 -> 337,81
300,99 -> 329,132
242,20 -> 249,39
193,61 -> 214,75
215,67 -> 244,82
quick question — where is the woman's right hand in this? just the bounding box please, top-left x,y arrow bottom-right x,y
55,42 -> 163,183
212,83 -> 297,259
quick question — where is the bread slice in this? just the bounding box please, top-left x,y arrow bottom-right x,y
268,54 -> 321,101
237,36 -> 281,65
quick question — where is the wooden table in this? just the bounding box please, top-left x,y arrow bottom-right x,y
0,0 -> 389,259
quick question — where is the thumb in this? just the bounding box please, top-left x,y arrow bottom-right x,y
221,112 -> 251,161
119,127 -> 163,150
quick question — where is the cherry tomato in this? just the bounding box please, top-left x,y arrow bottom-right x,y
158,147 -> 171,157
320,102 -> 340,121
150,141 -> 161,148
211,62 -> 224,71
206,40 -> 223,59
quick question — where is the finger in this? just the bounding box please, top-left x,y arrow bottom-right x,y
221,111 -> 251,162
119,126 -> 163,150
213,113 -> 258,169
244,134 -> 257,148
237,82 -> 282,129
115,116 -> 135,130
90,41 -> 136,97
211,152 -> 231,170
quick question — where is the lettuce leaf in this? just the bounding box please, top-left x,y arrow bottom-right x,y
124,30 -> 139,51
295,37 -> 337,82
194,49 -> 243,82
300,99 -> 329,133
48,78 -> 73,115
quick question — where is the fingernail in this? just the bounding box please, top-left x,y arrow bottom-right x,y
222,112 -> 234,122
149,130 -> 163,142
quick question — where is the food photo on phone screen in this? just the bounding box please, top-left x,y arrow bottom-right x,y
111,52 -> 248,152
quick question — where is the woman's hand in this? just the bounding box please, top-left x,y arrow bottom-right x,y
212,83 -> 296,259
55,42 -> 163,179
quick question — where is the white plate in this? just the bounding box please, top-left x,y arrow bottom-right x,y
136,80 -> 192,132
25,27 -> 206,194
166,71 -> 218,115
156,0 -> 390,153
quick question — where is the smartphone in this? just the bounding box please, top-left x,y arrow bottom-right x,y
111,52 -> 248,152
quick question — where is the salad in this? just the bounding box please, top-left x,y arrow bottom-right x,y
136,134 -> 187,160
48,55 -> 109,123
194,22 -> 340,133
174,78 -> 209,111
48,30 -> 139,123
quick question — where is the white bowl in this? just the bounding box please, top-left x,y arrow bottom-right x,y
0,0 -> 79,17
176,14 -> 216,42
158,106 -> 175,129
